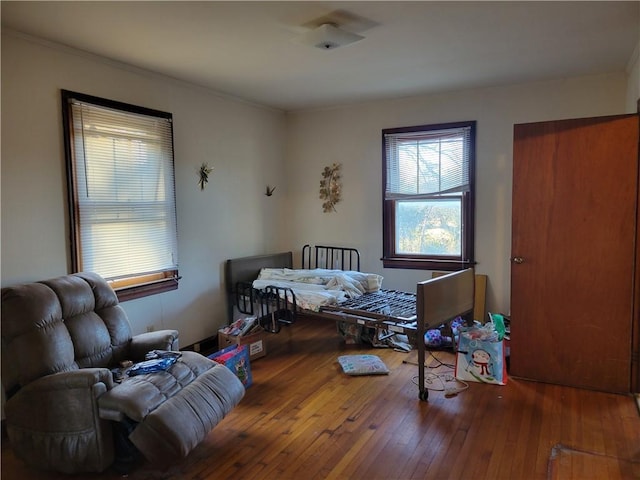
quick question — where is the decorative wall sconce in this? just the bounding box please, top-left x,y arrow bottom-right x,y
198,163 -> 213,190
319,163 -> 342,212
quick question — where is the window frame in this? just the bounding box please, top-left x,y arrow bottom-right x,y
381,120 -> 476,271
61,90 -> 179,301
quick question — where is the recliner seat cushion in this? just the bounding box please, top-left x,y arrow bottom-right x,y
98,351 -> 221,422
99,352 -> 245,466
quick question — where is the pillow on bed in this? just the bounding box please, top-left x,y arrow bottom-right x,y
337,355 -> 389,376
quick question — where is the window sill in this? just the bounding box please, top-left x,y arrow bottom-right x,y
115,277 -> 179,302
382,257 -> 475,272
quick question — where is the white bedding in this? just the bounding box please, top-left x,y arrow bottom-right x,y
252,268 -> 383,312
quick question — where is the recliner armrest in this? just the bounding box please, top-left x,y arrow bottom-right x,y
5,369 -> 113,431
4,368 -> 116,473
15,368 -> 114,393
130,330 -> 179,360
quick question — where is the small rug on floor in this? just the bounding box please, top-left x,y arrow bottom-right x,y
548,444 -> 640,480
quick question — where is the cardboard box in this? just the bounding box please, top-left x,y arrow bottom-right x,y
218,327 -> 267,361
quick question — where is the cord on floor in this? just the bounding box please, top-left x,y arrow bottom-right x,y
408,351 -> 468,397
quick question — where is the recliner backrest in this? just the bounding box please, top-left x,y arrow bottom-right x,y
1,272 -> 133,396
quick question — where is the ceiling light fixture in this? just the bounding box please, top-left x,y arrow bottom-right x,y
299,23 -> 365,50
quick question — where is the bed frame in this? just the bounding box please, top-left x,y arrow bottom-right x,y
225,250 -> 294,325
225,245 -> 475,401
301,244 -> 360,271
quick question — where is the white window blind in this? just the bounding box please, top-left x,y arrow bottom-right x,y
69,98 -> 178,281
385,125 -> 472,200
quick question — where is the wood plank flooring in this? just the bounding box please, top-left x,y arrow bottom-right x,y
2,316 -> 639,479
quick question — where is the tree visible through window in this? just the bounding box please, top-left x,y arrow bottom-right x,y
62,90 -> 179,300
382,121 -> 475,270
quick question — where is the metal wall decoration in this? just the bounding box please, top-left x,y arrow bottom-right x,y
198,163 -> 213,190
319,163 -> 342,212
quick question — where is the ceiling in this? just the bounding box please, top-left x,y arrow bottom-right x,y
2,1 -> 638,111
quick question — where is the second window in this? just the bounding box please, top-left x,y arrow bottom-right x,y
382,121 -> 476,270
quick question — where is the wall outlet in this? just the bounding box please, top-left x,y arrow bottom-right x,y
146,325 -> 156,333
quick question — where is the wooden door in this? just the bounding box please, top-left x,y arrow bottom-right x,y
510,114 -> 639,393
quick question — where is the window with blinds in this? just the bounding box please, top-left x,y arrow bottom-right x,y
62,90 -> 179,300
382,121 -> 476,270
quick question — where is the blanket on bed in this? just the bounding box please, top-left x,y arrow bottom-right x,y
252,268 -> 383,311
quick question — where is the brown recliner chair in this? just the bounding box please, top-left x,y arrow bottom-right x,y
1,272 -> 245,474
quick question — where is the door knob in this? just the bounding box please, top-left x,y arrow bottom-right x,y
511,257 -> 524,264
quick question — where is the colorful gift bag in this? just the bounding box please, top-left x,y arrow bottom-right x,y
209,344 -> 253,388
455,328 -> 507,385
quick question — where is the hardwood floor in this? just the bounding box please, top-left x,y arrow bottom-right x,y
2,316 -> 639,479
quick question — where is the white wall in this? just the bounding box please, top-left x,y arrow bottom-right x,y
627,40 -> 640,112
1,29 -> 634,343
1,32 -> 287,346
283,73 -> 628,316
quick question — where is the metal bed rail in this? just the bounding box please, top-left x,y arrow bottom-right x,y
234,281 -> 297,333
302,244 -> 360,271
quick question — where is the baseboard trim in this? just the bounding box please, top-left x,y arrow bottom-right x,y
182,335 -> 218,355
